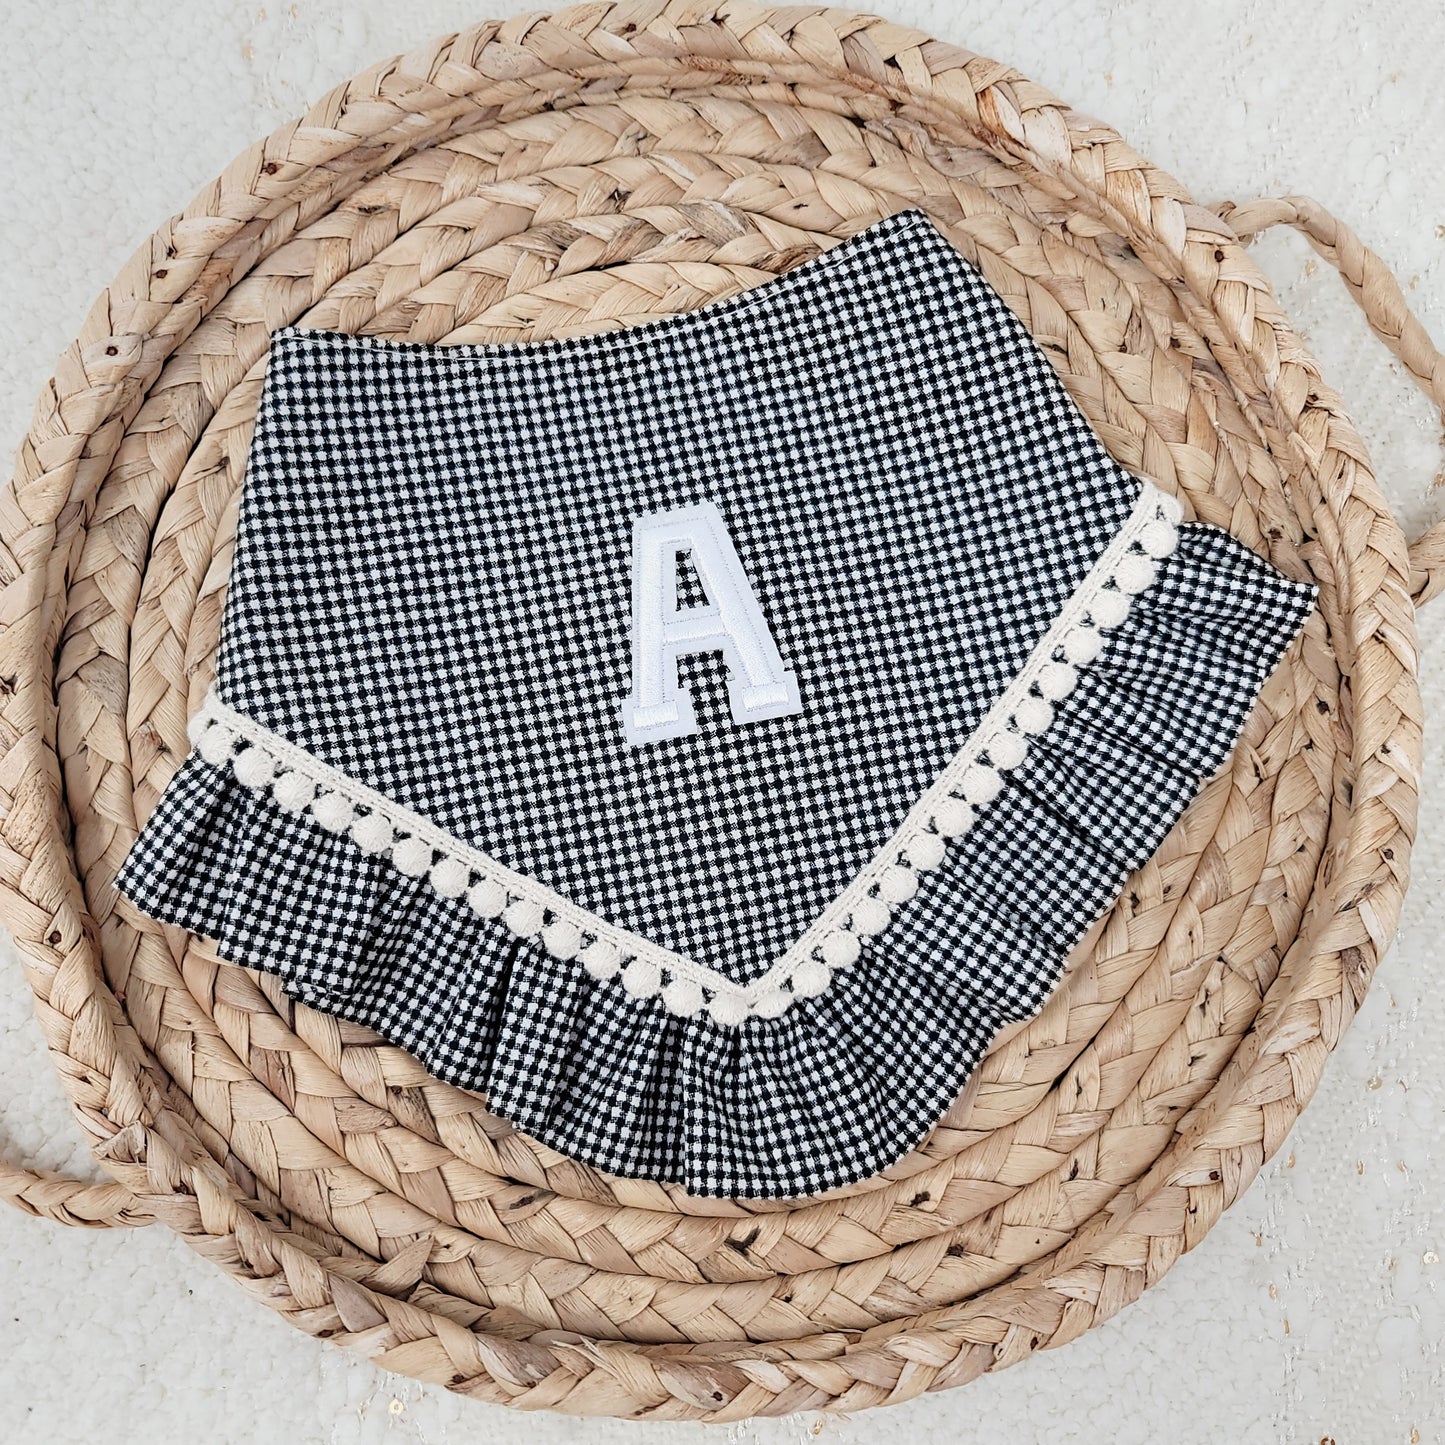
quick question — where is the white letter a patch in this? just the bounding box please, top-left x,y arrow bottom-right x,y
621,502 -> 803,746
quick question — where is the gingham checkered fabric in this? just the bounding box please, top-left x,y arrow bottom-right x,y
113,207 -> 1317,1197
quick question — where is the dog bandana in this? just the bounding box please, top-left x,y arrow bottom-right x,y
113,207 -> 1317,1198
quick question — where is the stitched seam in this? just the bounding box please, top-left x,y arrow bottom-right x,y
185,477 -> 1182,1024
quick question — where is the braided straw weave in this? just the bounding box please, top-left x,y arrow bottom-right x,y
2,2 -> 1441,1418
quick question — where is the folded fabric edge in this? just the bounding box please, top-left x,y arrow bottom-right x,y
988,535 -> 1319,1028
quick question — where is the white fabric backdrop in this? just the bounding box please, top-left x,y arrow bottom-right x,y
1,2 -> 1441,1441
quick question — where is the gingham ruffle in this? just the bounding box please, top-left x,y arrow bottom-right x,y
112,208 -> 1317,1197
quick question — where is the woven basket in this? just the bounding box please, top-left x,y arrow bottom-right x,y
3,2 -> 1442,1420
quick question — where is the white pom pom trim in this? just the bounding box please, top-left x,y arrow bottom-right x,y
789,959 -> 833,997
931,796 -> 974,838
503,898 -> 545,939
621,957 -> 662,998
579,939 -> 621,980
905,830 -> 946,872
988,729 -> 1028,771
392,834 -> 434,876
542,919 -> 583,961
180,482 -> 1178,1026
429,856 -> 470,898
310,790 -> 354,833
662,976 -> 705,1017
1037,660 -> 1078,700
467,878 -> 507,918
272,770 -> 316,814
1115,552 -> 1157,595
1014,694 -> 1054,737
233,745 -> 277,789
960,762 -> 1002,805
1139,519 -> 1178,558
1064,625 -> 1104,665
351,812 -> 394,854
1090,587 -> 1129,630
196,722 -> 237,766
707,992 -> 749,1027
851,896 -> 891,937
753,988 -> 793,1019
879,864 -> 919,903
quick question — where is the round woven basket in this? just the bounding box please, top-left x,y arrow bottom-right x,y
3,2 -> 1442,1419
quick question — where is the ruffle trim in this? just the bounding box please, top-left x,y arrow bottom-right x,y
178,479 -> 1184,1025
113,518 -> 1317,1197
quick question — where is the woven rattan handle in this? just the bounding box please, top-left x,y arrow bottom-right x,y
1,1158 -> 153,1228
1217,194 -> 1445,607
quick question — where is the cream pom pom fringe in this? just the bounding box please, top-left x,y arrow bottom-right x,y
182,480 -> 1181,1026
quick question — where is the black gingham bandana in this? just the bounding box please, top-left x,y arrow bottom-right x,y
113,207 -> 1317,1197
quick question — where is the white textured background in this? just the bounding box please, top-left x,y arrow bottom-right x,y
2,3 -> 1443,1442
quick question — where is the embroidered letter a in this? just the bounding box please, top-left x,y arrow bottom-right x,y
621,502 -> 803,746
